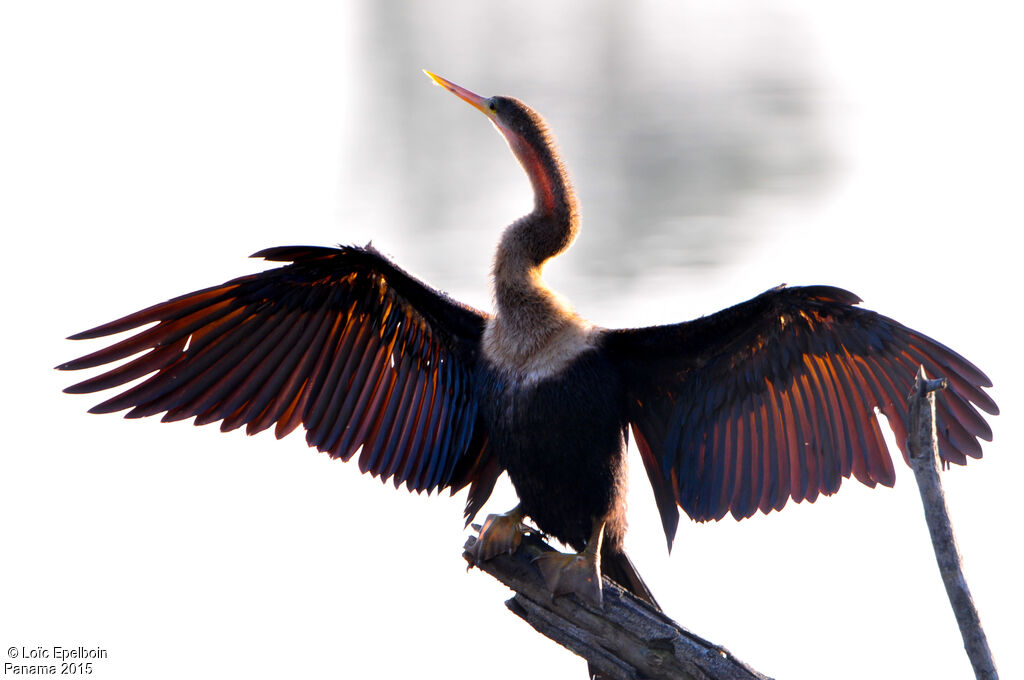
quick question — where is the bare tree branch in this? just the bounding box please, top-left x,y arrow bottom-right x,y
907,366 -> 998,680
464,534 -> 773,680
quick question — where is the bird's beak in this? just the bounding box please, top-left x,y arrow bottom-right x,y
423,70 -> 496,120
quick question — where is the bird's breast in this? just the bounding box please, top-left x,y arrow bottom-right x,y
481,315 -> 599,386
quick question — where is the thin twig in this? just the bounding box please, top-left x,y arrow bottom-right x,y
906,366 -> 998,680
464,533 -> 772,680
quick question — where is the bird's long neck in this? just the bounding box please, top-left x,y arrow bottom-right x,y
492,127 -> 578,315
487,125 -> 588,368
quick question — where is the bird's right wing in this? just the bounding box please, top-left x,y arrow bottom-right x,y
59,245 -> 501,521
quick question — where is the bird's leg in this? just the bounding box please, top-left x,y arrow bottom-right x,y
470,504 -> 528,562
533,520 -> 606,608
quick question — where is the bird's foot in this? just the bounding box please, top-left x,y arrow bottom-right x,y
470,505 -> 528,563
532,550 -> 603,608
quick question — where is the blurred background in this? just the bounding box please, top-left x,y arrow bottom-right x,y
2,1 -> 1021,678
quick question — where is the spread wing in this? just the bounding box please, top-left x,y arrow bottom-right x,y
604,285 -> 997,545
59,245 -> 501,520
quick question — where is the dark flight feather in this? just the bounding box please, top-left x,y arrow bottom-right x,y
604,284 -> 997,535
59,245 -> 499,510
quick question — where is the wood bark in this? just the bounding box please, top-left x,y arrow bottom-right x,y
463,534 -> 772,680
906,366 -> 998,680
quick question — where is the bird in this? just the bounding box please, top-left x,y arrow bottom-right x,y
59,71 -> 997,615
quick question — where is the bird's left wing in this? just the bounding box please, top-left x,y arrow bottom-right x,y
603,285 -> 997,548
59,245 -> 500,518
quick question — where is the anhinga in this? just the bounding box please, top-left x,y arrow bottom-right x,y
59,72 -> 997,612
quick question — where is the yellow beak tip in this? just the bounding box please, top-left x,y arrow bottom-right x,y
422,70 -> 492,116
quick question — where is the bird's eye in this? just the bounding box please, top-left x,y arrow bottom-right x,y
488,100 -> 497,112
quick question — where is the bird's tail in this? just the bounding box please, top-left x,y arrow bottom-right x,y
600,544 -> 660,611
589,546 -> 660,679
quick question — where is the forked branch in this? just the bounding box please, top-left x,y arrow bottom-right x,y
463,366 -> 996,679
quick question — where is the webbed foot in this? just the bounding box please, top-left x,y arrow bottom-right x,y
470,505 -> 528,563
533,549 -> 604,607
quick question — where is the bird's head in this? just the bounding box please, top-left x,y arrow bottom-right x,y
424,70 -> 541,150
424,70 -> 572,223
